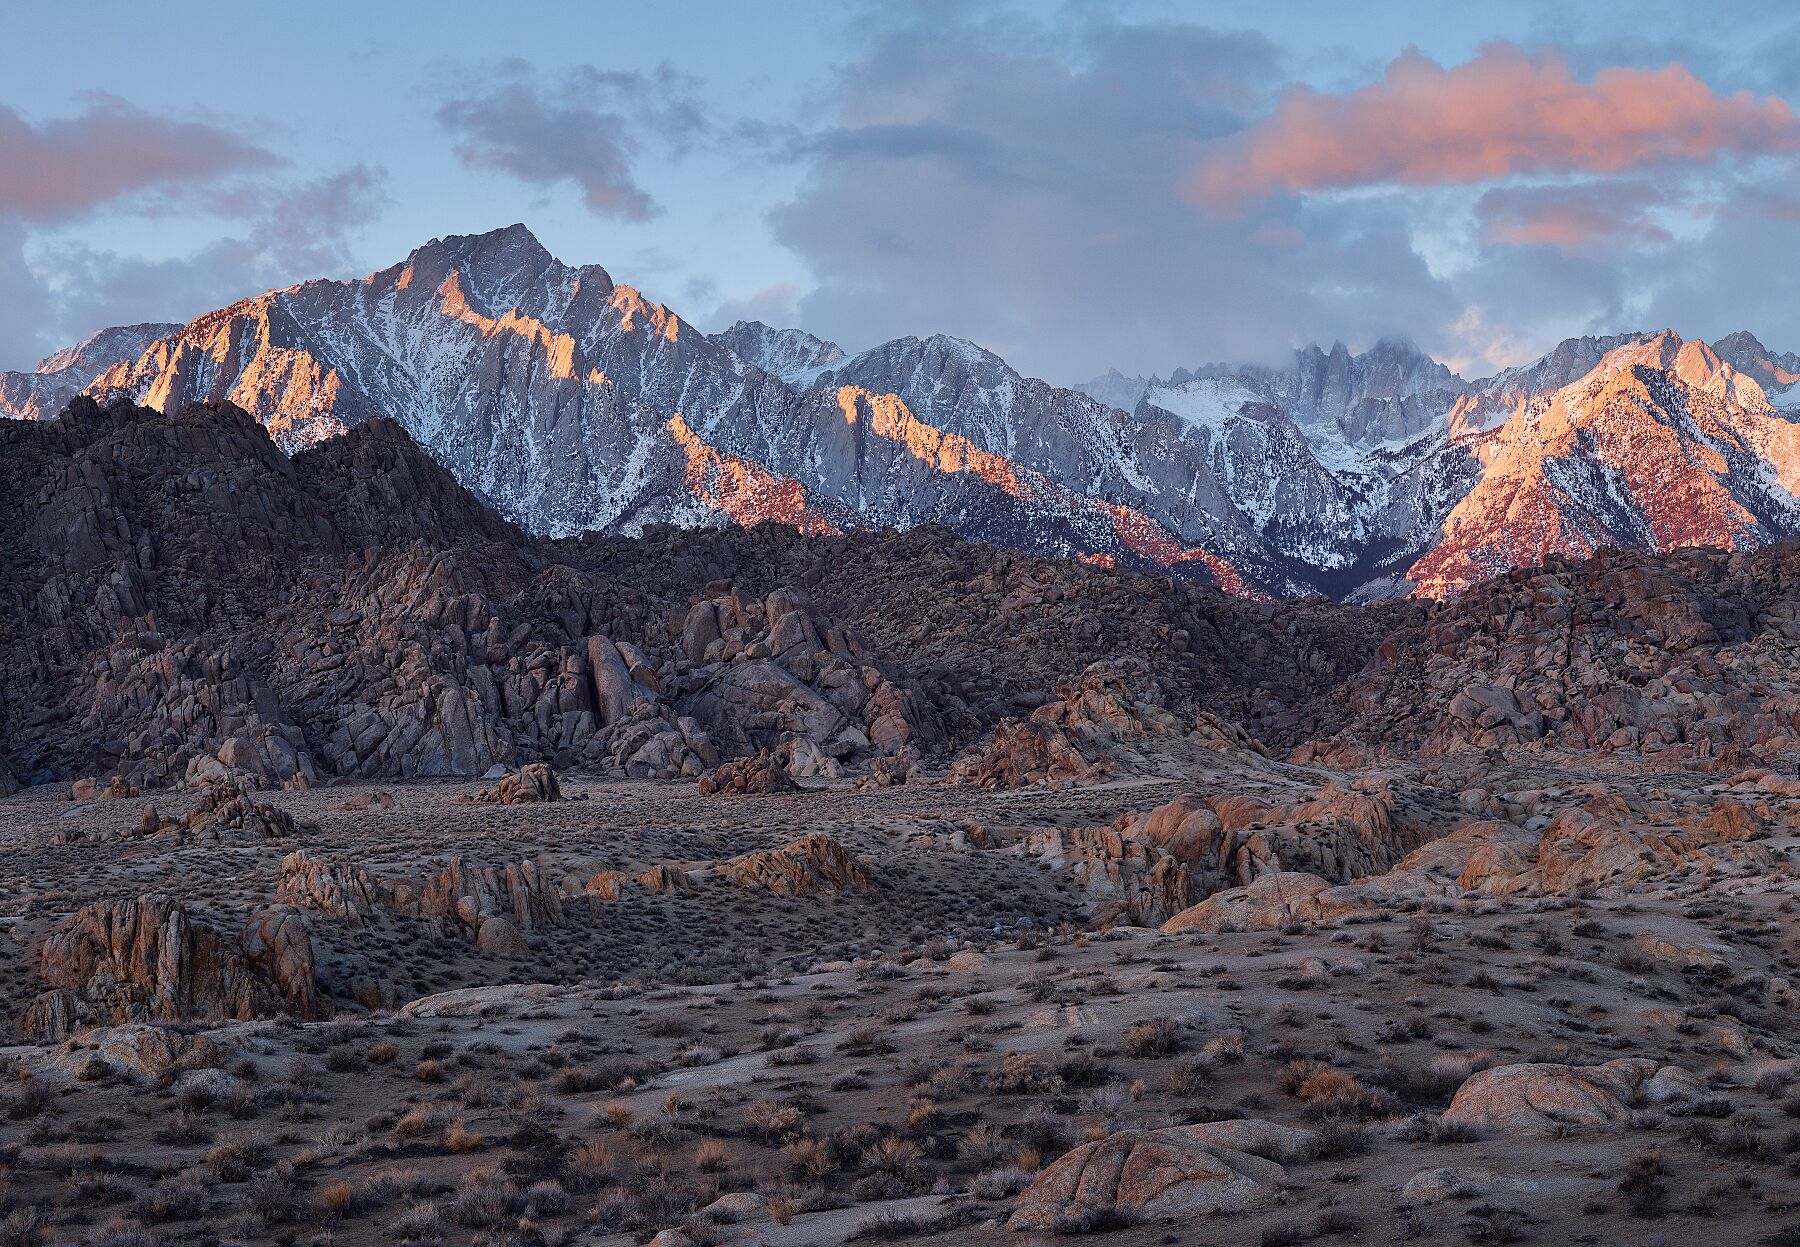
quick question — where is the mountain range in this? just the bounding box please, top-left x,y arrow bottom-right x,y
5,222 -> 1800,601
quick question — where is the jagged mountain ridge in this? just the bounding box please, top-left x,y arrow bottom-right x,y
5,223 -> 1800,600
0,226 -> 1285,594
0,321 -> 180,422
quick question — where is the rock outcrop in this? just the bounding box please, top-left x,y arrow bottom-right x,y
1159,867 -> 1463,934
1289,543 -> 1800,763
711,834 -> 872,896
951,662 -> 1207,788
176,781 -> 313,843
400,855 -> 566,954
1378,790 -> 1778,897
24,896 -> 318,1039
1018,827 -> 1193,927
275,851 -> 383,926
1007,1123 -> 1292,1229
459,762 -> 563,804
1115,776 -> 1437,897
697,751 -> 796,796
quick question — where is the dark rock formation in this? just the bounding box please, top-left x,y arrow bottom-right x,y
24,895 -> 319,1039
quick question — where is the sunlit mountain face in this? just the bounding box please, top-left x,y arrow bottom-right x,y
6,225 -> 1800,602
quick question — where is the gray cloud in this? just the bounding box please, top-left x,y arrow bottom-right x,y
1629,174 -> 1800,350
768,11 -> 1464,381
0,218 -> 53,367
697,282 -> 806,335
5,165 -> 388,367
437,61 -> 708,221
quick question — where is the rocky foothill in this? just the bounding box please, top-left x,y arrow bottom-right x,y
2,399 -> 1799,1246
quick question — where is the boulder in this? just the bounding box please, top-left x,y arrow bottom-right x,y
1007,1124 -> 1287,1229
588,635 -> 648,726
696,751 -> 796,796
47,1023 -> 224,1082
1401,1167 -> 1541,1203
331,789 -> 396,812
1442,1059 -> 1700,1136
458,762 -> 562,804
401,983 -> 563,1018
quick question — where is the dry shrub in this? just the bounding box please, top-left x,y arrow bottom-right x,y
320,1181 -> 356,1219
444,1122 -> 484,1154
768,1192 -> 800,1225
743,1098 -> 806,1144
985,1052 -> 1061,1095
1123,1017 -> 1182,1058
784,1138 -> 832,1182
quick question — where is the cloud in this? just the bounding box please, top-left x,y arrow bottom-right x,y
38,165 -> 389,337
696,282 -> 805,334
0,93 -> 278,222
0,218 -> 53,367
1629,172 -> 1800,350
0,94 -> 377,369
1475,180 -> 1679,252
1187,43 -> 1800,208
436,61 -> 709,221
0,164 -> 388,369
767,11 -> 1462,381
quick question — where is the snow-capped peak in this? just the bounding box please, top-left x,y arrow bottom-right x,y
708,320 -> 846,387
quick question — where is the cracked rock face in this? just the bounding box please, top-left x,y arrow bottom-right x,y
1007,1123 -> 1293,1228
24,895 -> 319,1039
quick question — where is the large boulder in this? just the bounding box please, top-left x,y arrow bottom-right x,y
1007,1124 -> 1288,1230
588,635 -> 652,726
1442,1059 -> 1702,1136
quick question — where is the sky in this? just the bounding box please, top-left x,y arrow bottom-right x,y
5,0 -> 1800,384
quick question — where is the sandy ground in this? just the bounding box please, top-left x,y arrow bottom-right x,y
0,770 -> 1797,1246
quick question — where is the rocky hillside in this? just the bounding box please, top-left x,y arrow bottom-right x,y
1285,540 -> 1800,767
10,225 -> 1800,600
0,397 -> 1397,791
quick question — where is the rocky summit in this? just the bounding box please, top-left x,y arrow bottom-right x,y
0,392 -> 1798,1246
10,225 -> 1800,600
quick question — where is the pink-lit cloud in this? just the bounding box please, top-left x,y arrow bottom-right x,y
1476,181 -> 1678,252
1187,44 -> 1800,208
0,93 -> 277,222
